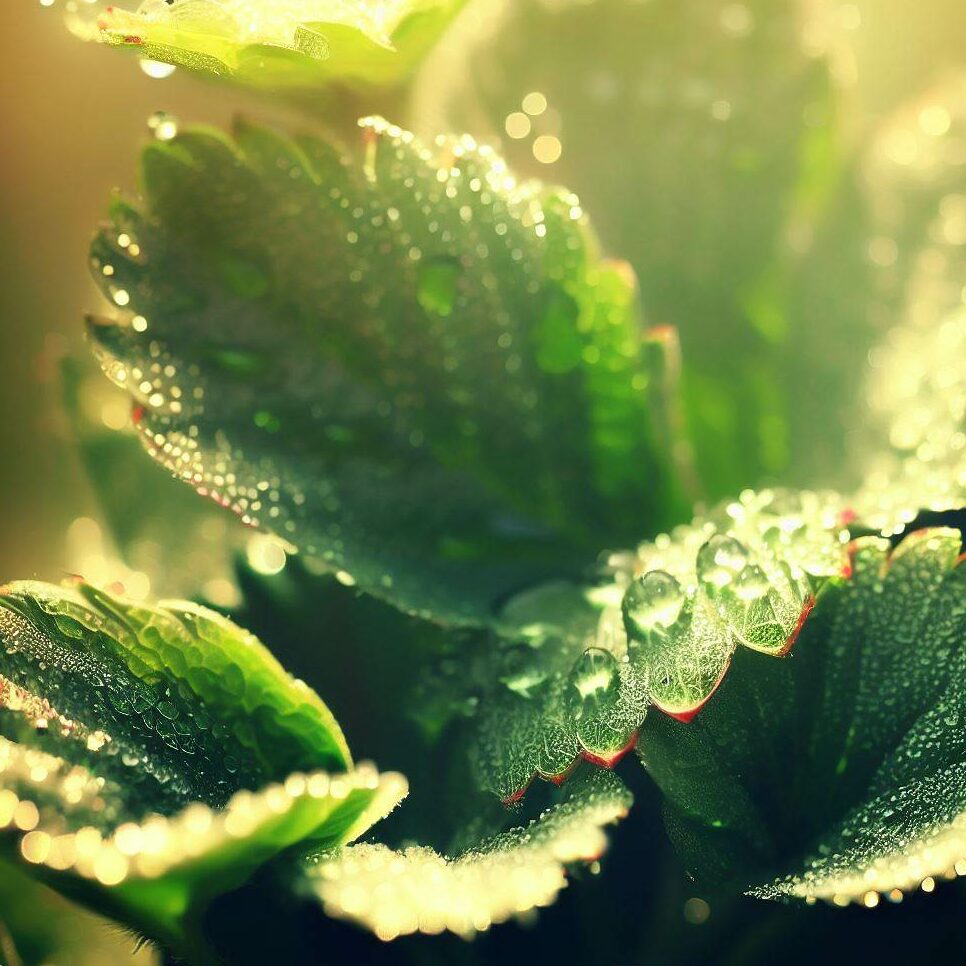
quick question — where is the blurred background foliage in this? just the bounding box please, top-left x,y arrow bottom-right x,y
1,0 -> 965,963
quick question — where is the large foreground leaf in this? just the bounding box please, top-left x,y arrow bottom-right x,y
0,580 -> 405,951
70,0 -> 466,103
303,767 -> 631,939
639,525 -> 966,904
88,117 -> 683,625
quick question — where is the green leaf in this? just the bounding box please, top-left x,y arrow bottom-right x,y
0,579 -> 350,777
851,77 -> 966,519
87,117 -> 683,626
465,488 -> 851,801
782,74 -> 966,488
414,0 -> 840,496
75,0 -> 467,101
0,580 -> 406,950
302,767 -> 631,940
638,524 -> 966,904
463,412 -> 963,801
0,859 -> 156,966
62,354 -> 243,602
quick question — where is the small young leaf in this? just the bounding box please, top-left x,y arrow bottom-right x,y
0,580 -> 406,950
303,767 -> 631,940
466,488 -> 851,801
88,118 -> 682,626
76,0 -> 467,101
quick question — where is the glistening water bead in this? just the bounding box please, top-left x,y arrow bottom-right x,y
696,535 -> 751,591
568,648 -> 619,715
622,571 -> 685,636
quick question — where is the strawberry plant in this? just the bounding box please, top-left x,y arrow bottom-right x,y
2,1 -> 964,963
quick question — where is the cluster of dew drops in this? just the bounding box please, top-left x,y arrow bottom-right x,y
505,488 -> 854,730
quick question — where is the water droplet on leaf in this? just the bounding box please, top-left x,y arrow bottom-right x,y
623,571 -> 684,636
697,535 -> 749,589
568,648 -> 619,718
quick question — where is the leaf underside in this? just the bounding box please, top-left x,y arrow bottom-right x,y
83,0 -> 468,97
304,767 -> 631,940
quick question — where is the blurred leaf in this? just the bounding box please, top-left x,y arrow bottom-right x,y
88,117 -> 684,627
62,355 -> 242,602
0,859 -> 157,966
0,580 -> 408,953
781,73 -> 966,488
80,0 -> 467,105
415,0 -> 840,495
303,766 -> 631,939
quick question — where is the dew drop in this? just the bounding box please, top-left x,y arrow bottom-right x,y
733,564 -> 769,601
623,571 -> 684,636
696,535 -> 749,589
148,111 -> 179,142
568,648 -> 619,717
139,58 -> 176,80
499,646 -> 549,698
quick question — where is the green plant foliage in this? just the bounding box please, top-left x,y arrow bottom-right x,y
77,0 -> 467,101
781,73 -> 966,487
456,488 -> 848,801
87,117 -> 685,626
62,355 -> 243,601
303,767 -> 631,939
21,1 -> 966,957
0,579 -> 406,952
0,859 -> 157,966
0,579 -> 350,777
414,0 -> 839,495
639,526 -> 966,906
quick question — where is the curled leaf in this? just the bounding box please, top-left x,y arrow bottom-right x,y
303,767 -> 631,940
0,580 -> 406,949
467,488 -> 850,800
0,738 -> 404,941
72,0 -> 467,100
